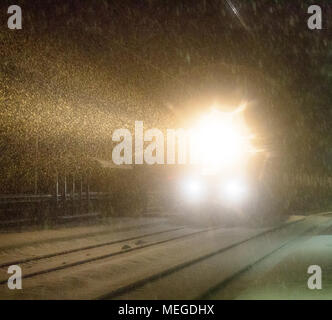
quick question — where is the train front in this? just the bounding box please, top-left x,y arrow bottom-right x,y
170,104 -> 268,223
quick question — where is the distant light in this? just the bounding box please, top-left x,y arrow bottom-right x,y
182,179 -> 204,200
223,179 -> 247,202
189,105 -> 255,172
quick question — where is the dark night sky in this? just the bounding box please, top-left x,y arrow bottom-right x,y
2,0 -> 331,99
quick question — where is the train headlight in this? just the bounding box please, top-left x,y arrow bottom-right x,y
182,179 -> 204,199
223,179 -> 247,202
189,106 -> 256,173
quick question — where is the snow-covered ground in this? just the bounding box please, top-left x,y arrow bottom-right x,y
0,213 -> 312,300
0,216 -> 176,251
209,218 -> 332,299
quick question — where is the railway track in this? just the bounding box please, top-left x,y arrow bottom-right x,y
0,214 -> 330,300
98,215 -> 332,300
0,225 -> 220,285
0,226 -> 185,269
104,215 -> 332,300
98,217 -> 309,299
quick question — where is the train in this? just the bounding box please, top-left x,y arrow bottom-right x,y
161,104 -> 283,225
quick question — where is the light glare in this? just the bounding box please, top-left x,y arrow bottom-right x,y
183,179 -> 203,199
223,179 -> 247,201
189,106 -> 255,173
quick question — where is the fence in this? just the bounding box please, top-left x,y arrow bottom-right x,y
0,192 -> 110,227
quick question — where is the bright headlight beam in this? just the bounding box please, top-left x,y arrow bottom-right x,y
187,180 -> 201,193
223,179 -> 247,201
189,106 -> 255,172
182,179 -> 204,200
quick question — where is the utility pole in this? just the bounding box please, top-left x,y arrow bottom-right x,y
34,136 -> 38,195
